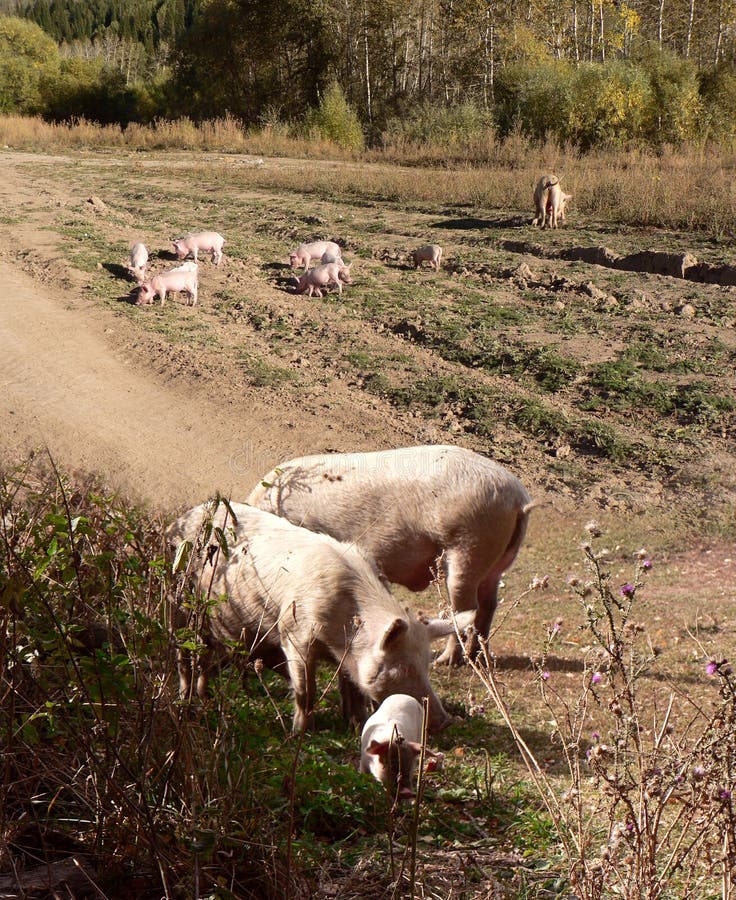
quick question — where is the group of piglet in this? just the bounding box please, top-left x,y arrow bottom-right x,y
167,444 -> 533,800
288,239 -> 444,299
124,231 -> 226,306
288,239 -> 353,296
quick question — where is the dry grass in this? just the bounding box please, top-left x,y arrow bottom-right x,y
2,114 -> 736,233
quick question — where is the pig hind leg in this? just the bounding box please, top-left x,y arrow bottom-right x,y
434,548 -> 483,666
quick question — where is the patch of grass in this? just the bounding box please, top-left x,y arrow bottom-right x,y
238,351 -> 298,387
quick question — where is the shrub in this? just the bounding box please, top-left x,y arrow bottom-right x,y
383,100 -> 496,150
0,16 -> 59,114
494,58 -> 575,141
567,60 -> 651,150
306,80 -> 364,153
698,64 -> 736,143
635,46 -> 702,145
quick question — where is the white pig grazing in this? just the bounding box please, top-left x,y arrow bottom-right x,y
320,250 -> 341,264
411,244 -> 443,271
247,445 -> 534,667
360,694 -> 426,799
532,175 -> 571,229
167,500 -> 465,732
293,261 -> 353,297
289,240 -> 342,271
172,231 -> 225,265
137,264 -> 198,306
125,242 -> 149,284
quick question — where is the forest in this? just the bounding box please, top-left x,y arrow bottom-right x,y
2,0 -> 736,150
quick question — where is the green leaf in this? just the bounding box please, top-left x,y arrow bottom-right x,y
172,539 -> 192,573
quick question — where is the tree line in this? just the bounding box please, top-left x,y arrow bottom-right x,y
2,0 -> 736,149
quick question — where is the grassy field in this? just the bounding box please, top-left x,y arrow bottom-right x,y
1,132 -> 735,898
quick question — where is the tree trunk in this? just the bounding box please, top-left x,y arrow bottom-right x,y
363,0 -> 372,124
658,0 -> 665,47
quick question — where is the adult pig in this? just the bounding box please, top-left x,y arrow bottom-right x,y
247,445 -> 533,666
293,261 -> 352,297
172,231 -> 225,265
289,240 -> 342,270
137,265 -> 198,306
167,500 -> 463,732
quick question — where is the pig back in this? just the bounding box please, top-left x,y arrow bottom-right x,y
247,445 -> 530,557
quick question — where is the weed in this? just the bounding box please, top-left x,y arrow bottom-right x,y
467,528 -> 736,899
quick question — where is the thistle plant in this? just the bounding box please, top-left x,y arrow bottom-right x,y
468,524 -> 736,900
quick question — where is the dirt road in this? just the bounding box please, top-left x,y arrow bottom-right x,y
0,254 -> 399,513
0,258 -> 268,508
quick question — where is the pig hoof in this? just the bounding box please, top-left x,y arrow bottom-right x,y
434,646 -> 465,667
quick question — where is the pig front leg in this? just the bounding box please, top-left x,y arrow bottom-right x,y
285,646 -> 316,732
339,672 -> 368,729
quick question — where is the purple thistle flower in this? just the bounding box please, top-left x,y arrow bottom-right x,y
591,731 -> 601,741
591,671 -> 603,685
720,789 -> 732,801
619,583 -> 635,598
541,670 -> 550,681
706,661 -> 719,676
641,559 -> 653,570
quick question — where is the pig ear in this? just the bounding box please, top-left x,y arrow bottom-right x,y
380,617 -> 408,649
367,739 -> 390,759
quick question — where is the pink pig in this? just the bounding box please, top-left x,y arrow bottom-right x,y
126,242 -> 148,284
289,240 -> 342,270
172,231 -> 225,265
411,244 -> 443,271
293,261 -> 352,297
137,265 -> 198,307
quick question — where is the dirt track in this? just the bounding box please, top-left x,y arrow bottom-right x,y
1,258 -> 253,507
0,253 -> 420,511
0,150 -> 419,512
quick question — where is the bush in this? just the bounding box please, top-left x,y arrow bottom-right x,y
494,58 -> 575,141
40,58 -> 157,125
635,46 -> 702,144
567,60 -> 651,150
699,64 -> 736,143
306,80 -> 364,152
0,16 -> 59,114
383,100 -> 495,148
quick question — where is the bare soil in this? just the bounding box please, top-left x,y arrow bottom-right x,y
0,147 -> 733,624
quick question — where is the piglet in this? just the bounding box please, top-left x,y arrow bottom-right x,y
172,232 -> 225,265
293,261 -> 352,297
289,240 -> 342,270
360,694 -> 429,800
170,261 -> 198,273
126,242 -> 148,284
411,244 -> 443,271
137,265 -> 198,307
